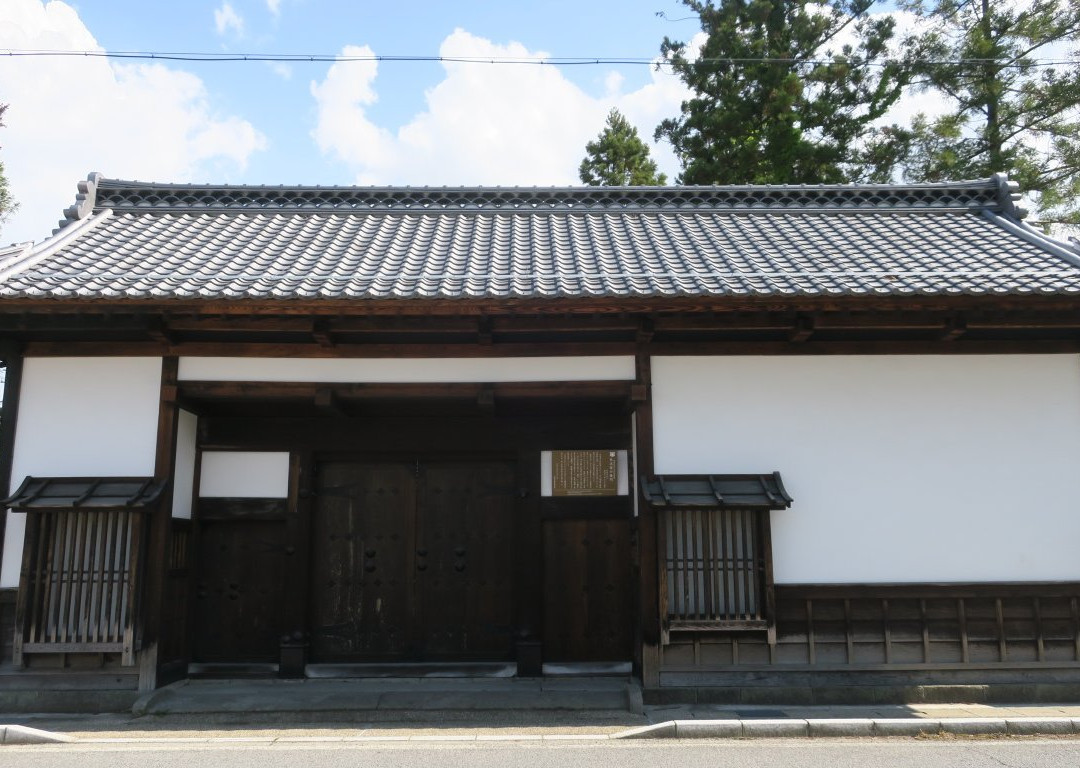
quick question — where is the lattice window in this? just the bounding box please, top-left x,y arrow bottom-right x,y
6,476 -> 164,666
664,507 -> 766,627
16,508 -> 142,663
641,473 -> 792,638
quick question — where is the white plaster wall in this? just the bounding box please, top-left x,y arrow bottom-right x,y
171,410 -> 198,519
178,356 -> 635,382
1,357 -> 163,587
199,451 -> 290,498
652,355 -> 1080,584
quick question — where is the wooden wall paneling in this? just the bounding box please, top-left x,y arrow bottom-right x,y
1073,597 -> 1080,662
656,584 -> 1080,674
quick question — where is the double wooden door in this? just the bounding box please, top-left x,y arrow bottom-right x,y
310,459 -> 517,661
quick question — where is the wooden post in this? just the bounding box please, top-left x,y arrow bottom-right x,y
138,357 -> 180,692
0,344 -> 24,565
279,451 -> 312,675
634,348 -> 661,689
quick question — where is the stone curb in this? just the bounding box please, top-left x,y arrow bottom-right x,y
615,717 -> 1080,739
0,725 -> 75,745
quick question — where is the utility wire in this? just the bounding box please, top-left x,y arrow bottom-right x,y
0,48 -> 1078,68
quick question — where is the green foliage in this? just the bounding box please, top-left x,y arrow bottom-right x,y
579,109 -> 667,186
655,0 -> 907,185
0,103 -> 15,229
890,0 -> 1080,224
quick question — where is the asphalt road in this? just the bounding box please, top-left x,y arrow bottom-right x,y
3,739 -> 1080,768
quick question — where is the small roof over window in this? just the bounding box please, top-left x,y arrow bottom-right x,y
640,473 -> 792,510
3,476 -> 166,511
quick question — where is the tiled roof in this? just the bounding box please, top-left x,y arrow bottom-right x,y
3,476 -> 167,511
2,173 -> 1079,302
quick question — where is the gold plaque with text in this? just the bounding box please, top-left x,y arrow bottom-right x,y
552,450 -> 618,496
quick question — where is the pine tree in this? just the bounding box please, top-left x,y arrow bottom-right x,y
0,103 -> 15,230
579,109 -> 667,186
893,0 -> 1080,224
655,0 -> 907,185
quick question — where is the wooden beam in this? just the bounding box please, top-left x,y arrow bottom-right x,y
651,339 -> 1080,356
2,292 -> 1078,318
24,340 -> 638,358
180,380 -> 635,402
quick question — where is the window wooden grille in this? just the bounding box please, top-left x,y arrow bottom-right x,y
661,507 -> 772,633
14,508 -> 146,666
643,473 -> 790,641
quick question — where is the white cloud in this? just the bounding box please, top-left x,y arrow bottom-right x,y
310,29 -> 694,186
268,61 -> 293,80
266,0 -> 282,17
214,1 -> 244,37
0,0 -> 267,244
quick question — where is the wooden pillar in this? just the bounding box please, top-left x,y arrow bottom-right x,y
279,450 -> 312,674
0,344 -> 24,559
634,348 -> 661,689
515,447 -> 543,675
139,357 -> 180,692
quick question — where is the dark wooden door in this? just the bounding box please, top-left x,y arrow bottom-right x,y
310,459 -> 516,662
543,519 -> 634,662
192,511 -> 289,663
416,461 -> 517,658
310,462 -> 415,660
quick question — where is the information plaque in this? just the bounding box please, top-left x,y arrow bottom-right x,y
551,450 -> 618,497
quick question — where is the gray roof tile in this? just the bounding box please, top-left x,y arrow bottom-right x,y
2,174 -> 1080,302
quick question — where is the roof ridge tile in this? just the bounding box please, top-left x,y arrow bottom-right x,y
84,175 -> 1006,215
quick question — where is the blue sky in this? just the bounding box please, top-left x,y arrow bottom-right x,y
0,0 -> 709,244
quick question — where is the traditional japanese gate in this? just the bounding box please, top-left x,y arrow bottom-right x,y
309,459 -> 518,661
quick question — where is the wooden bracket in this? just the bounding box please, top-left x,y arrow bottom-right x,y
636,317 -> 655,345
788,315 -> 814,343
312,320 -> 334,348
940,316 -> 967,341
145,317 -> 175,346
314,387 -> 344,416
477,318 -> 494,346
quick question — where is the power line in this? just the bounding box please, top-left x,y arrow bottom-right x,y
0,48 -> 1078,69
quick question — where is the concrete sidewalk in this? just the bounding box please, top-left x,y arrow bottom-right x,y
4,701 -> 1080,744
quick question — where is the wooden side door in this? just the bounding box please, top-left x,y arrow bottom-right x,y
415,461 -> 517,659
543,518 -> 634,662
192,501 -> 289,663
309,462 -> 415,661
